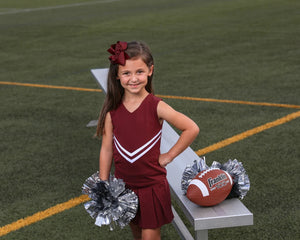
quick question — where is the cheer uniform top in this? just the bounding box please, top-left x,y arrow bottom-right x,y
110,93 -> 174,229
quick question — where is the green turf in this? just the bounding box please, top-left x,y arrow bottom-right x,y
0,0 -> 299,239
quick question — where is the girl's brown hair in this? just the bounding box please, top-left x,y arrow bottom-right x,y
95,41 -> 154,137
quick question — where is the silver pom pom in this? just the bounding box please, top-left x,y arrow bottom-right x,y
82,172 -> 138,230
181,157 -> 208,194
221,159 -> 250,199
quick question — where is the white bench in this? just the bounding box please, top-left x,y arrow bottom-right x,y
90,68 -> 253,240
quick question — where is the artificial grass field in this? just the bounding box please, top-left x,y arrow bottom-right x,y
0,0 -> 299,239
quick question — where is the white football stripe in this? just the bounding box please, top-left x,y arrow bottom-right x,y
224,171 -> 233,185
189,179 -> 209,197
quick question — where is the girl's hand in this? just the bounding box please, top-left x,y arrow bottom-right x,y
158,153 -> 173,168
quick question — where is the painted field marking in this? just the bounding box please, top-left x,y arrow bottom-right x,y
1,81 -> 299,109
156,94 -> 300,110
196,110 -> 300,156
0,0 -> 120,16
0,81 -> 102,93
0,195 -> 90,237
0,110 -> 299,237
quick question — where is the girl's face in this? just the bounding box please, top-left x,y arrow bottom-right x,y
117,57 -> 153,96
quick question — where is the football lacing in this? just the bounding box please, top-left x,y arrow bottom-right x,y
198,168 -> 219,179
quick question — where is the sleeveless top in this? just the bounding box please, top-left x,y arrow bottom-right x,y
110,93 -> 166,188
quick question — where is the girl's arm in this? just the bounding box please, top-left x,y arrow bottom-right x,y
99,112 -> 114,180
157,101 -> 199,167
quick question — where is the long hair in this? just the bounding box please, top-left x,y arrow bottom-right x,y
95,41 -> 155,137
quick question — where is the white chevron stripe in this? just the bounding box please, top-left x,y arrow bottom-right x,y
114,130 -> 162,157
114,130 -> 162,163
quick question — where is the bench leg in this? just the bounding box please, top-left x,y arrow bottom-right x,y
195,230 -> 208,240
171,206 -> 194,240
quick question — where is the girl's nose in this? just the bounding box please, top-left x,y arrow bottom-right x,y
131,74 -> 138,82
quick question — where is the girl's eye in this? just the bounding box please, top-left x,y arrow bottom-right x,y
137,70 -> 144,74
122,72 -> 130,76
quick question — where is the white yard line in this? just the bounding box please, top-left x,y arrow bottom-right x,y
0,0 -> 120,16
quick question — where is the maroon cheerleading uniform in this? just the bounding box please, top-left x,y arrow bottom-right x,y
110,93 -> 174,229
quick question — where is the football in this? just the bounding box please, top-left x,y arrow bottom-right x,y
186,168 -> 233,207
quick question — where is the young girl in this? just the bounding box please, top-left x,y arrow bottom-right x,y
96,41 -> 199,240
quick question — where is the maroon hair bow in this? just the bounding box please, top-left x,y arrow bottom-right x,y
107,41 -> 130,66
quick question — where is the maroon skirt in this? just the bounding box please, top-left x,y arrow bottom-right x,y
129,178 -> 174,229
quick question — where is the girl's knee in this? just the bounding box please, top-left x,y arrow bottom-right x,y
142,228 -> 161,240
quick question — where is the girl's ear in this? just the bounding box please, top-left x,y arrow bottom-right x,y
148,65 -> 154,76
116,72 -> 120,80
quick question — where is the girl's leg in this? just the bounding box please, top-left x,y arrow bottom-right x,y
129,223 -> 161,240
130,222 -> 142,240
142,228 -> 161,240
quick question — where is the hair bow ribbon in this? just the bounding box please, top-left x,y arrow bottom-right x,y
107,41 -> 130,66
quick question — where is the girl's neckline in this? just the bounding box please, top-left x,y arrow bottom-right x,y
122,93 -> 150,114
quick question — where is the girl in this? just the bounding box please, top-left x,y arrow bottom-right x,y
96,41 -> 199,240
